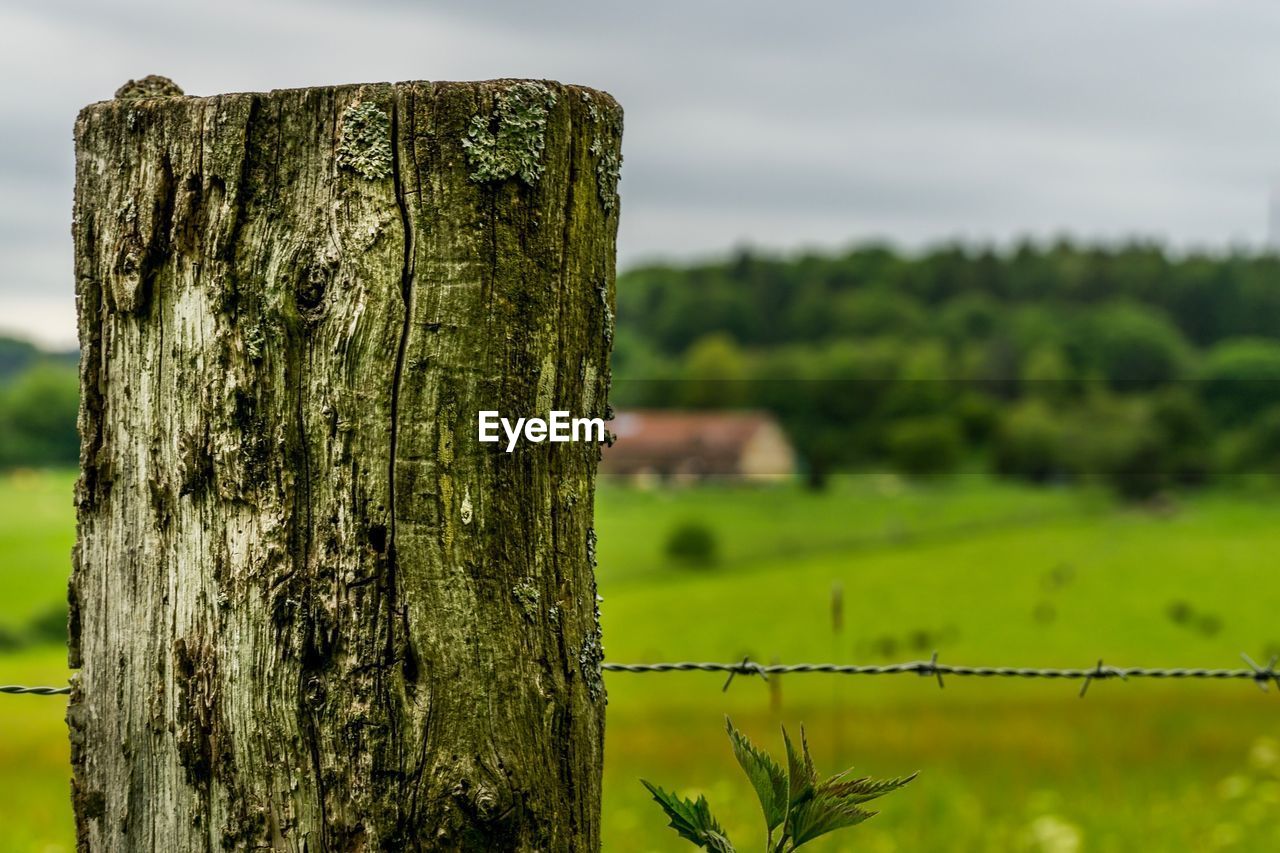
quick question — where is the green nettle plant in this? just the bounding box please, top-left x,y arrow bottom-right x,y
642,718 -> 916,852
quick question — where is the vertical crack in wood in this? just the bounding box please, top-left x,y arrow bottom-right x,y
387,90 -> 417,832
388,95 -> 414,618
388,90 -> 416,573
295,268 -> 323,848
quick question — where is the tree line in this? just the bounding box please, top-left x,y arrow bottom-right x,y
6,240 -> 1280,498
612,241 -> 1280,497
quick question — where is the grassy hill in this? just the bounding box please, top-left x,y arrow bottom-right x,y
3,471 -> 1279,850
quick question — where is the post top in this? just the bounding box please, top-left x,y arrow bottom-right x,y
92,78 -> 618,113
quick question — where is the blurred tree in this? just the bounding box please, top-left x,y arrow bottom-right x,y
1148,388 -> 1213,486
1021,344 -> 1073,403
1200,338 -> 1280,427
1217,405 -> 1280,480
0,336 -> 41,383
885,415 -> 964,477
1067,397 -> 1169,501
0,362 -> 79,468
677,333 -> 749,408
1083,303 -> 1191,391
939,294 -> 1000,343
883,341 -> 954,418
830,289 -> 927,337
992,400 -> 1065,484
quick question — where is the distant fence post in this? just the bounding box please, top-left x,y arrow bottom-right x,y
69,77 -> 620,850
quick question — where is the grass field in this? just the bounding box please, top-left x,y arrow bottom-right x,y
0,470 -> 75,637
2,470 -> 1279,850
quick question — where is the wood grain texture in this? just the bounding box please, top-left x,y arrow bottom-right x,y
69,79 -> 620,851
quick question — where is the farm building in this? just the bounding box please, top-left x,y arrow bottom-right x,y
601,410 -> 796,483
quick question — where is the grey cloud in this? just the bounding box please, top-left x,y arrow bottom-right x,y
5,0 -> 1280,345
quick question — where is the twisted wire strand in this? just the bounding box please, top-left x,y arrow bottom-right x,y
601,661 -> 1264,679
0,685 -> 71,696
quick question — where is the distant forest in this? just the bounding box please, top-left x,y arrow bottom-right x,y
0,336 -> 77,469
5,241 -> 1280,497
612,241 -> 1280,496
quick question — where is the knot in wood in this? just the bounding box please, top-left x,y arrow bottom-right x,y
114,75 -> 185,100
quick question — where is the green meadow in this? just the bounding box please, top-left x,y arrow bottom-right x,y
3,470 -> 1279,851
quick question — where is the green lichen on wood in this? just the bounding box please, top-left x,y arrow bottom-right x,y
512,581 -> 541,622
596,279 -> 615,346
579,624 -> 605,701
579,591 -> 606,701
463,82 -> 558,185
337,102 -> 393,180
588,98 -> 623,213
595,147 -> 622,213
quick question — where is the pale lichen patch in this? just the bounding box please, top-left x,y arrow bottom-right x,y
436,421 -> 457,547
582,361 -> 598,416
438,475 -> 455,548
595,279 -> 614,346
463,82 -> 557,185
535,353 -> 557,414
578,586 -> 606,701
587,100 -> 623,213
512,580 -> 540,622
243,323 -> 265,362
337,102 -> 393,180
592,146 -> 622,214
578,625 -> 605,702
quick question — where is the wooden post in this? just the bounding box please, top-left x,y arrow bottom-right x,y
68,77 -> 620,851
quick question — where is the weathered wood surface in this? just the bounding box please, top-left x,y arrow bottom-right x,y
69,78 -> 620,851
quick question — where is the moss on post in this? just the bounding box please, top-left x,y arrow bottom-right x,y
69,78 -> 621,851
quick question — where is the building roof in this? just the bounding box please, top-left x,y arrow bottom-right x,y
601,409 -> 788,475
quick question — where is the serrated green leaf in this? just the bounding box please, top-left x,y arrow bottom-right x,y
644,723 -> 913,852
641,780 -> 736,852
819,771 -> 918,805
782,725 -> 817,808
788,792 -> 876,848
725,717 -> 789,832
787,768 -> 917,847
702,831 -> 735,853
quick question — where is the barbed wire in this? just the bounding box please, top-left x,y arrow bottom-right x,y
602,652 -> 1280,697
5,652 -> 1279,699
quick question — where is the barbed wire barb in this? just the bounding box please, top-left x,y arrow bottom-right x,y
1079,659 -> 1123,698
721,656 -> 767,692
918,650 -> 945,689
1241,653 -> 1280,692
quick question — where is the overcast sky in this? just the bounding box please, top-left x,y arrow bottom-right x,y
4,0 -> 1280,346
